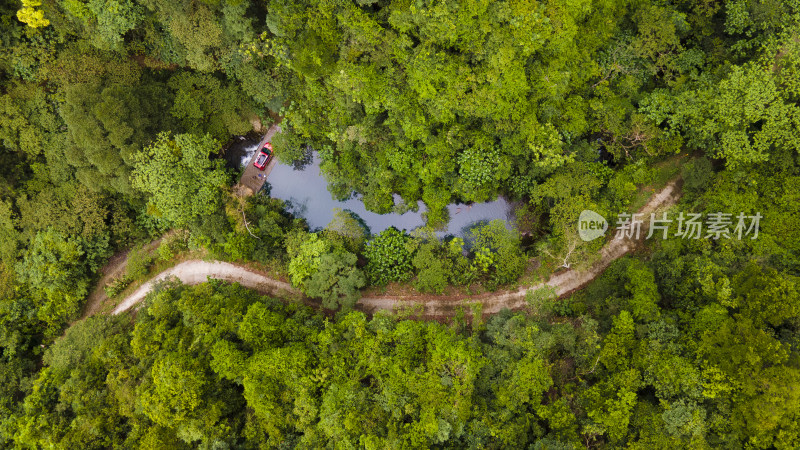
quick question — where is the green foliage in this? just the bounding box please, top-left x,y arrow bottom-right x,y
285,230 -> 330,288
530,162 -> 606,269
103,275 -> 131,298
59,64 -> 170,194
731,262 -> 799,328
261,0 -> 635,221
243,195 -> 299,263
125,243 -> 155,279
132,132 -> 230,228
624,259 -> 661,321
323,208 -> 369,253
469,220 -> 526,289
0,82 -> 62,159
304,251 -> 366,310
681,156 -> 714,196
0,200 -> 20,266
527,286 -> 573,319
1,1 -> 799,448
14,228 -> 89,330
85,0 -> 145,51
167,72 -> 254,141
641,61 -> 800,169
412,241 -> 451,294
456,144 -> 501,202
445,237 -> 478,286
157,231 -> 189,262
584,368 -> 642,443
364,227 -> 416,285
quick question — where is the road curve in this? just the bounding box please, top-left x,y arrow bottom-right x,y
113,180 -> 682,319
112,260 -> 300,314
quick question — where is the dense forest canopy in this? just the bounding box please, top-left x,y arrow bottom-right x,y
0,0 -> 798,448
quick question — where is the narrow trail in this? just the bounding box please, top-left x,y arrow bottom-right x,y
112,179 -> 682,319
81,236 -> 166,319
112,260 -> 305,314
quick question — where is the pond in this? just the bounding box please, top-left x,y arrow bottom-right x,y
223,138 -> 516,238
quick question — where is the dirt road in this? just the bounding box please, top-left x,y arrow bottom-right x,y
80,236 -> 166,319
112,179 -> 682,318
112,260 -> 301,314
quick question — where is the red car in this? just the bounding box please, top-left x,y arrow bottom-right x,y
254,142 -> 274,170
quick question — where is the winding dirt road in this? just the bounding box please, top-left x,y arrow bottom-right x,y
112,179 -> 682,319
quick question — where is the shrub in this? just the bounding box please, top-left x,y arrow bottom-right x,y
364,227 -> 417,286
157,231 -> 189,261
104,275 -> 131,298
126,244 -> 155,279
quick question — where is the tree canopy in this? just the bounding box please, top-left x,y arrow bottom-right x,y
0,0 -> 798,448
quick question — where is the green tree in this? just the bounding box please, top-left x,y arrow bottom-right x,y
412,241 -> 451,294
305,251 -> 366,310
84,0 -> 145,51
60,74 -> 171,195
285,231 -> 330,288
131,132 -> 229,228
14,229 -> 89,331
323,208 -> 369,253
624,260 -> 661,321
469,220 -> 526,288
364,227 -> 416,285
731,262 -> 799,328
584,369 -> 642,444
641,62 -> 800,168
168,72 -> 254,141
256,0 -> 629,224
0,82 -> 62,159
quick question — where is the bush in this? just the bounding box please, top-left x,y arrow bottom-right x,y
157,231 -> 189,261
104,275 -> 132,298
222,231 -> 256,262
446,238 -> 477,286
469,220 -> 526,289
286,231 -> 331,288
682,157 -> 713,195
323,208 -> 369,253
305,251 -> 366,310
412,242 -> 451,294
126,244 -> 155,279
364,227 -> 417,286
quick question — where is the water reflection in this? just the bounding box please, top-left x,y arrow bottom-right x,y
265,153 -> 514,237
222,137 -> 515,237
291,145 -> 314,171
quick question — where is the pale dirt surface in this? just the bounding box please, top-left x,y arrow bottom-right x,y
112,260 -> 300,314
112,179 -> 682,318
237,124 -> 282,195
80,236 -> 166,319
356,178 -> 681,319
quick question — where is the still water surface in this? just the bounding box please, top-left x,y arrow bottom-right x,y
225,139 -> 515,237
